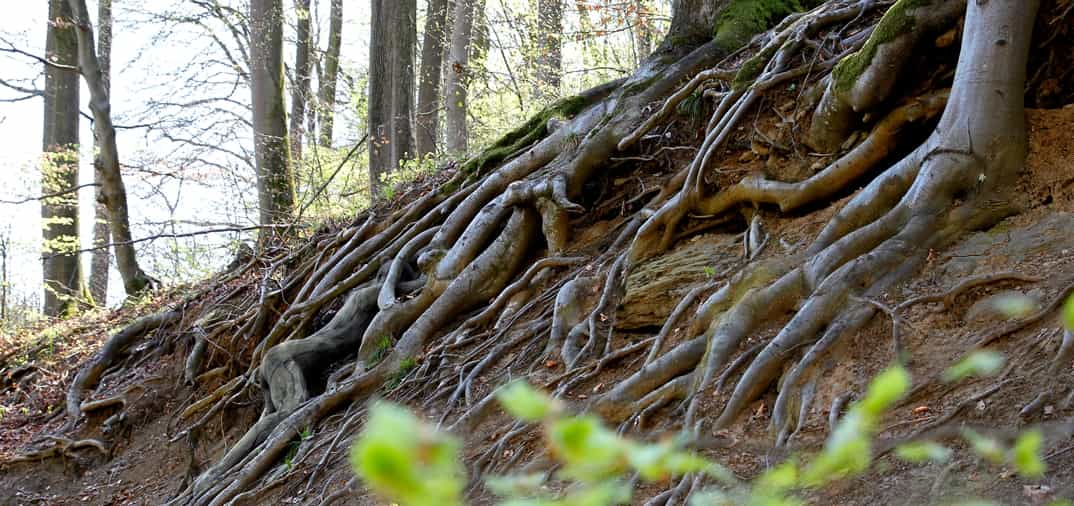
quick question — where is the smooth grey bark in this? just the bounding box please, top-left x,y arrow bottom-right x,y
250,0 -> 295,225
664,0 -> 723,50
416,0 -> 449,158
89,0 -> 112,306
67,0 -> 152,297
443,0 -> 476,154
289,0 -> 313,161
42,0 -> 85,316
318,0 -> 342,147
535,0 -> 562,94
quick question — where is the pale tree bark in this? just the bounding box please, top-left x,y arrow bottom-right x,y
663,0 -> 723,50
444,0 -> 476,154
89,0 -> 112,307
368,0 -> 417,195
42,0 -> 86,316
416,0 -> 449,159
250,0 -> 295,226
289,0 -> 313,162
535,0 -> 562,95
66,0 -> 152,297
317,0 -> 342,148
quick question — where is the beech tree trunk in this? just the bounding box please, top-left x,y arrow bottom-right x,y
289,0 -> 313,161
416,0 -> 449,159
443,0 -> 476,154
368,0 -> 417,195
89,0 -> 112,307
250,0 -> 295,225
67,0 -> 152,297
390,0 -> 416,172
368,0 -> 391,189
317,0 -> 342,148
535,0 -> 562,95
42,0 -> 85,316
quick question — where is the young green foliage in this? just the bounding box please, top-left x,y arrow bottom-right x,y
943,350 -> 1005,382
350,402 -> 465,506
802,365 -> 909,486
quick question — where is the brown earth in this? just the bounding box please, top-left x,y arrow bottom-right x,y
1,105 -> 1073,506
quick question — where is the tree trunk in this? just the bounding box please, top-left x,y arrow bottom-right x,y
89,0 -> 112,307
632,0 -> 652,65
389,0 -> 416,172
368,0 -> 391,191
535,0 -> 562,95
664,0 -> 723,50
443,0 -> 476,155
66,0 -> 151,297
416,0 -> 449,159
318,0 -> 342,148
42,0 -> 85,316
250,0 -> 295,226
369,0 -> 417,195
289,0 -> 313,162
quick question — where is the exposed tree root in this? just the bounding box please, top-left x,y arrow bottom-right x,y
65,310 -> 181,427
122,0 -> 1054,503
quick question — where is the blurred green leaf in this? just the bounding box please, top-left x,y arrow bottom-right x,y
894,441 -> 952,463
859,365 -> 910,417
351,402 -> 464,506
486,473 -> 547,498
1011,428 -> 1046,478
991,293 -> 1039,319
497,380 -> 558,422
755,460 -> 798,491
943,351 -> 1005,382
1063,295 -> 1074,331
962,428 -> 1005,465
548,416 -> 629,483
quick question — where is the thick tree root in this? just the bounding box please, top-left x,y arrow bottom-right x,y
151,1 -> 1049,504
65,310 -> 181,427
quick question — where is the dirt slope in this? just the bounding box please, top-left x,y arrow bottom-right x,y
2,105 -> 1073,506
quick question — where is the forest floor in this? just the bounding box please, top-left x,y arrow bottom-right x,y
2,104 -> 1073,506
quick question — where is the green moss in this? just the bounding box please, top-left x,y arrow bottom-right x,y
457,94 -> 591,181
714,0 -> 822,53
831,0 -> 930,92
732,43 -> 779,91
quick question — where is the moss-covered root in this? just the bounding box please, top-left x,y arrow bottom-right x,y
712,0 -> 823,52
807,0 -> 965,152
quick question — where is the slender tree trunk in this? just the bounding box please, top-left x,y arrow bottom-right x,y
444,0 -> 476,154
390,0 -> 416,170
250,0 -> 295,226
66,0 -> 152,297
369,0 -> 417,194
368,0 -> 391,191
535,0 -> 562,95
89,0 -> 112,307
290,0 -> 313,161
632,0 -> 652,65
42,0 -> 85,316
416,0 -> 449,159
318,0 -> 342,148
